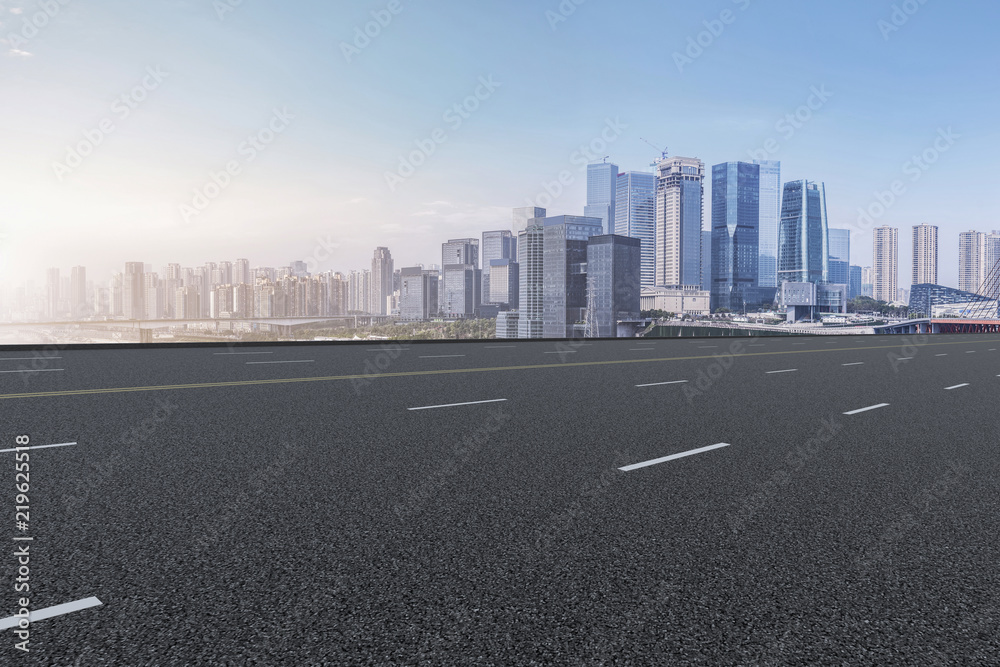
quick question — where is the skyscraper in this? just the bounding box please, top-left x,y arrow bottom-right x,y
711,162 -> 760,312
861,267 -> 874,298
481,230 -> 516,305
828,228 -> 851,286
958,230 -> 986,294
873,226 -> 899,303
614,171 -> 656,287
371,247 -> 394,316
235,258 -> 251,286
849,265 -> 863,300
655,157 -> 704,287
585,161 -> 618,235
778,181 -> 829,285
45,268 -> 60,320
983,231 -> 1000,299
70,266 -> 87,318
701,230 -> 712,292
542,215 -> 604,338
912,224 -> 938,286
517,218 -> 545,338
513,206 -> 546,234
586,235 -> 641,337
753,159 -> 781,288
488,259 -> 518,309
123,262 -> 145,319
441,238 -> 480,318
399,266 -> 439,320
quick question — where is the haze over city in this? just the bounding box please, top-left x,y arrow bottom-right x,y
3,0 -> 998,289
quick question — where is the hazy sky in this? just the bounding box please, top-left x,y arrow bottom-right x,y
3,0 -> 998,288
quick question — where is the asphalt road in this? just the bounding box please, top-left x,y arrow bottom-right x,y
2,333 -> 999,665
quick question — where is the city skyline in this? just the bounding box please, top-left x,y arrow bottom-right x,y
3,1 -> 997,292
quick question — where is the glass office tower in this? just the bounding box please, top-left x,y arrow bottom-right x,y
614,171 -> 656,287
828,228 -> 850,286
778,180 -> 829,285
585,162 -> 618,236
711,162 -> 760,312
753,160 -> 781,289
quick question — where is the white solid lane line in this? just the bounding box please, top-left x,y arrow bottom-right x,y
485,346 -> 516,348
629,348 -> 657,351
844,403 -> 890,416
945,383 -> 970,390
408,399 -> 507,411
419,355 -> 465,359
935,354 -> 948,357
0,357 -> 62,361
0,597 -> 102,630
544,351 -> 576,354
635,380 -> 688,387
619,443 -> 731,472
246,360 -> 314,365
766,369 -> 798,374
842,362 -> 864,366
0,442 -> 77,454
0,369 -> 63,374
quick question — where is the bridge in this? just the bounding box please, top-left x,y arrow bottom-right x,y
874,318 -> 1000,335
0,316 -> 395,343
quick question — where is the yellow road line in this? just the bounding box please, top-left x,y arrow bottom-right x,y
2,337 -> 997,401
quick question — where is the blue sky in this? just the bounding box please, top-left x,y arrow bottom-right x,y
2,0 -> 998,289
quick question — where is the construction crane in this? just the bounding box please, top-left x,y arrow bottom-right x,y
640,138 -> 668,166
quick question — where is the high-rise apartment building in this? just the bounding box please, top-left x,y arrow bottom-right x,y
45,268 -> 60,320
873,226 -> 899,303
586,235 -> 641,337
70,266 -> 87,318
984,231 -> 1000,299
958,230 -> 986,294
655,157 -> 704,287
614,171 -> 657,287
585,161 -> 618,235
753,160 -> 781,288
123,262 -> 145,319
517,219 -> 545,339
235,258 -> 251,285
861,267 -> 874,298
144,273 -> 164,319
711,162 -> 760,312
778,181 -> 829,286
912,224 -> 939,286
371,247 -> 394,316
